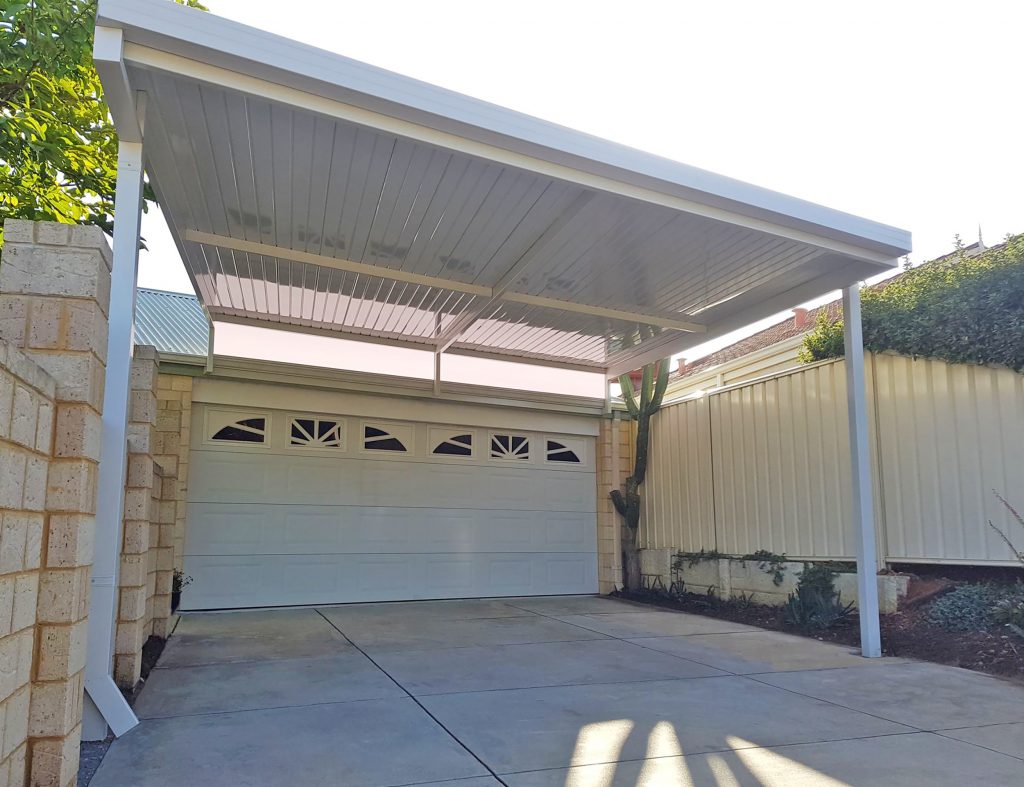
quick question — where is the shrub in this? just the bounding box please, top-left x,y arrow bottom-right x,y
799,233 -> 1024,371
991,595 -> 1024,638
798,311 -> 845,363
924,583 -> 1021,632
783,563 -> 855,631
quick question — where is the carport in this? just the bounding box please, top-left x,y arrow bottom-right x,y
87,0 -> 911,742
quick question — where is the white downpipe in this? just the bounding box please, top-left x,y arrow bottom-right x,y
842,284 -> 882,657
82,134 -> 145,740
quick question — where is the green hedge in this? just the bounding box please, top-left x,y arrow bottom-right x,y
799,233 -> 1024,371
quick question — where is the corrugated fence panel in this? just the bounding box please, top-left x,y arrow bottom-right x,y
641,396 -> 714,551
874,354 -> 1024,564
709,360 -> 858,559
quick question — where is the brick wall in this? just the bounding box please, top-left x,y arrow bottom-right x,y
154,374 -> 193,573
0,219 -> 112,787
0,341 -> 55,787
114,346 -> 175,690
596,415 -> 634,593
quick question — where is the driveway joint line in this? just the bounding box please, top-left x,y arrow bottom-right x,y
135,693 -> 412,722
931,729 -> 1024,762
407,672 -> 735,698
741,671 -> 930,733
314,607 -> 508,786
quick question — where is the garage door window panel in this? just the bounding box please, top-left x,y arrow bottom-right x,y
362,423 -> 413,454
290,417 -> 344,449
432,432 -> 474,458
491,433 -> 530,460
209,415 -> 267,444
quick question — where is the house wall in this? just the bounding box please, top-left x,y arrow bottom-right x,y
154,373 -> 194,574
643,352 -> 1024,567
662,334 -> 807,402
596,415 -> 634,592
0,220 -> 112,787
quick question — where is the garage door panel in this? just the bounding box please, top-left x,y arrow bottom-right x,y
186,504 -> 596,556
186,404 -> 598,607
183,552 -> 597,609
191,451 -> 594,512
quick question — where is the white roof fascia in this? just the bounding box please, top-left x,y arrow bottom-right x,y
96,0 -> 911,262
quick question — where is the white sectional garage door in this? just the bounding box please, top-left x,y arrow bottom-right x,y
183,404 -> 598,609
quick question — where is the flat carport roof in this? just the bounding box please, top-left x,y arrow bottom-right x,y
95,0 -> 908,378
86,0 -> 910,742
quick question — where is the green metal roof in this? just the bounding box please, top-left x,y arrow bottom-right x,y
134,288 -> 208,357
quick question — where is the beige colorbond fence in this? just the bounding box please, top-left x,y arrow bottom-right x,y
642,353 -> 1024,566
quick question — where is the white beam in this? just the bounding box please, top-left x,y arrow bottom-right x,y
435,193 -> 595,351
83,130 -> 146,739
184,231 -> 491,297
502,293 -> 704,333
843,284 -> 882,658
92,27 -> 143,143
603,265 -> 885,378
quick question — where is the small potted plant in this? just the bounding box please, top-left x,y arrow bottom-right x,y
171,569 -> 193,612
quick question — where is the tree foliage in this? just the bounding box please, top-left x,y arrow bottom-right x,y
799,234 -> 1024,371
0,0 -> 206,247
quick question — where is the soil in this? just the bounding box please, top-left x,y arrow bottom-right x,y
119,635 -> 167,705
615,586 -> 1024,681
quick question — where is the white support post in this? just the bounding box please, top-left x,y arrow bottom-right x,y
843,283 -> 882,658
433,351 -> 442,396
82,131 -> 145,739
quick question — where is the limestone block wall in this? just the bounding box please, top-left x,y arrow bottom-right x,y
0,219 -> 111,787
0,340 -> 55,787
154,374 -> 193,573
114,346 -> 171,689
638,549 -> 910,613
596,415 -> 634,593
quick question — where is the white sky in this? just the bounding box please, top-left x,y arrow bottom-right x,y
137,0 -> 1023,365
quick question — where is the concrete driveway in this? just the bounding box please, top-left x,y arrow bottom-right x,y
91,596 -> 1024,786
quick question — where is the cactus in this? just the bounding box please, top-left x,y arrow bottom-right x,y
611,357 -> 670,589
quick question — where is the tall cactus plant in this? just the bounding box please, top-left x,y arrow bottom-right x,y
611,357 -> 671,590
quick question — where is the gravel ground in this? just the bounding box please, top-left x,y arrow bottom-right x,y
78,738 -> 112,786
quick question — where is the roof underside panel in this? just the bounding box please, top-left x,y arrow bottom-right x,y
109,7 -> 907,373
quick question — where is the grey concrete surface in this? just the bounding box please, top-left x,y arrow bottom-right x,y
418,676 -> 912,773
90,597 -> 1024,786
328,611 -> 609,653
501,731 -> 1024,786
756,661 -> 1024,729
92,698 -> 487,786
937,721 -> 1024,759
627,630 -> 897,674
373,638 -> 727,696
134,652 -> 404,718
555,610 -> 761,638
159,607 -> 350,667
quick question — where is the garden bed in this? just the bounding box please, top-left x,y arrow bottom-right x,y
614,585 -> 1024,680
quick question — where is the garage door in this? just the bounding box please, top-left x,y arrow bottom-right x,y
183,404 -> 598,609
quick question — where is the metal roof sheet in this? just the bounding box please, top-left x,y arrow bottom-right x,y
134,288 -> 208,357
97,0 -> 912,377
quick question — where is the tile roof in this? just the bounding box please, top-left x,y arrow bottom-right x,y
134,288 -> 208,357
